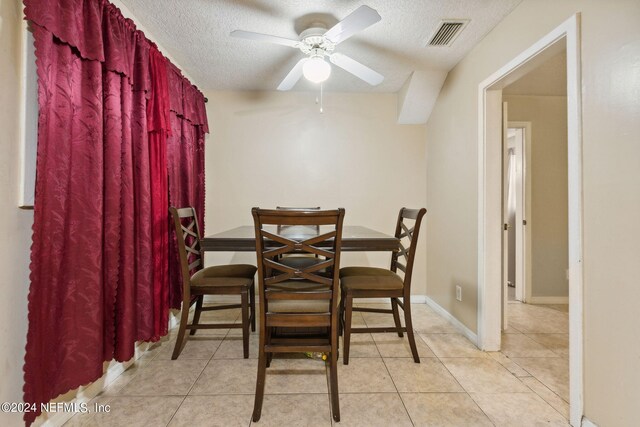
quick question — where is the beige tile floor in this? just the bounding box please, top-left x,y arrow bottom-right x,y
66,302 -> 570,426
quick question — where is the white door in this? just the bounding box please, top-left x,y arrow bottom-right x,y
507,123 -> 531,303
502,102 -> 509,329
513,128 -> 525,302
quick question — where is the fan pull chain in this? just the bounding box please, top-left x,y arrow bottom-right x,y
314,85 -> 324,113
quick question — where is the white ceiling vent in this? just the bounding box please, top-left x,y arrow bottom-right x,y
427,20 -> 469,47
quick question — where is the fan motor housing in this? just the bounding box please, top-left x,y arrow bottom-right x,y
299,25 -> 335,55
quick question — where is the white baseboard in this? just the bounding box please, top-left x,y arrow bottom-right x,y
352,294 -> 483,343
38,312 -> 180,427
527,296 -> 569,304
582,416 -> 598,427
424,296 -> 479,345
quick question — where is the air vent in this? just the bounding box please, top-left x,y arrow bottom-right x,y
427,20 -> 469,47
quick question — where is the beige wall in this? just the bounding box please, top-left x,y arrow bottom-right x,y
0,0 -> 34,425
504,95 -> 568,298
425,0 -> 640,425
203,91 -> 428,293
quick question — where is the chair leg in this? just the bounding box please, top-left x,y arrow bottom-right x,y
190,296 -> 203,336
252,341 -> 267,421
249,282 -> 256,332
266,327 -> 273,367
343,293 -> 353,365
338,290 -> 345,337
403,296 -> 420,363
391,297 -> 404,337
329,344 -> 340,421
241,289 -> 250,359
172,299 -> 191,360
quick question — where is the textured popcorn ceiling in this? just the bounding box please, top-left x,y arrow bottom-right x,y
120,0 -> 522,92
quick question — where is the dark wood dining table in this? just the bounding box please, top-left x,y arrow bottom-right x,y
201,225 -> 399,252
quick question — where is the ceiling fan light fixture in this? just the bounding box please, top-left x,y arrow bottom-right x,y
303,56 -> 331,83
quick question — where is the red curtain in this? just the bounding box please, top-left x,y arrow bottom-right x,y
22,0 -> 208,424
148,46 -> 171,338
166,63 -> 209,308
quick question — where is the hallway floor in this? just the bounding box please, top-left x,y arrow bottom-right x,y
65,302 -> 570,426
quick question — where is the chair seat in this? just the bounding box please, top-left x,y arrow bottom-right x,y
268,299 -> 330,313
265,279 -> 333,313
341,273 -> 404,291
191,264 -> 257,287
340,266 -> 398,279
268,279 -> 330,292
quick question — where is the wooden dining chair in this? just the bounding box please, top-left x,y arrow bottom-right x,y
251,208 -> 345,422
170,206 -> 256,360
340,207 -> 426,364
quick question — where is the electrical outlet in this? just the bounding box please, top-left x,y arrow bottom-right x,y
456,285 -> 462,301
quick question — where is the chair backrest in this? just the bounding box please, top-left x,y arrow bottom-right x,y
275,206 -> 322,210
275,206 -> 321,233
252,208 -> 345,326
169,207 -> 204,291
390,208 -> 427,294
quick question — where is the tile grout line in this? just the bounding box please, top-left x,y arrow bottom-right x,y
435,350 -> 498,426
164,395 -> 188,427
519,376 -> 571,421
165,310 -> 241,424
380,331 -> 419,427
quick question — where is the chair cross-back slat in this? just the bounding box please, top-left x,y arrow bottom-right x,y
399,222 -> 414,241
390,208 -> 426,281
171,207 -> 204,279
182,220 -> 197,236
188,259 -> 201,271
397,242 -> 410,261
264,271 -> 294,285
185,241 -> 200,256
263,258 -> 335,288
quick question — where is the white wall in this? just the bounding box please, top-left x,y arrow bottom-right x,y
504,95 -> 568,299
425,0 -> 640,425
0,0 -> 34,425
203,91 -> 428,294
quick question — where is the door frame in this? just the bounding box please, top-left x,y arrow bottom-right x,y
476,14 -> 583,426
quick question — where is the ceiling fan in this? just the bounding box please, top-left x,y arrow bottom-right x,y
230,5 -> 384,90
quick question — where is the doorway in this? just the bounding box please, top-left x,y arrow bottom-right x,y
476,14 -> 583,426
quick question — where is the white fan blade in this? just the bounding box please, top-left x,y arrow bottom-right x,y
330,53 -> 384,86
277,58 -> 308,91
230,30 -> 299,48
324,5 -> 381,45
